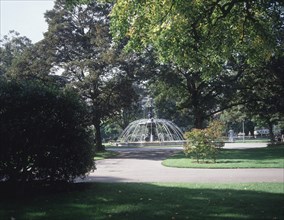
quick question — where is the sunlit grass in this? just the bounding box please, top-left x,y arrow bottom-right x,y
0,182 -> 283,220
162,145 -> 284,168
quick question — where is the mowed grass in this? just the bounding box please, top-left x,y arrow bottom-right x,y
0,182 -> 283,220
94,150 -> 119,160
162,145 -> 284,168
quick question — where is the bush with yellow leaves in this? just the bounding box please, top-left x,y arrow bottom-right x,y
184,120 -> 225,163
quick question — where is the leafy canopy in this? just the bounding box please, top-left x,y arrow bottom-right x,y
110,0 -> 283,70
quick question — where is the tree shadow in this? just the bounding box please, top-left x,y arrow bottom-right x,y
113,148 -> 182,161
0,182 -> 283,220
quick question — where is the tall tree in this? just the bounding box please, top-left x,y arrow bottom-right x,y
0,31 -> 62,85
240,56 -> 284,141
42,0 -> 141,151
110,0 -> 283,67
108,0 -> 284,128
6,41 -> 57,82
146,59 -> 245,128
0,31 -> 32,76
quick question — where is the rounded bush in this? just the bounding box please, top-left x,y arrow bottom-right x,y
184,120 -> 225,163
0,79 -> 95,183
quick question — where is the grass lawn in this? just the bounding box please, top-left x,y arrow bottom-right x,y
0,182 -> 283,220
94,150 -> 119,160
162,145 -> 284,168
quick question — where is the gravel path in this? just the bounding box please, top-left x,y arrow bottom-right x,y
80,143 -> 284,183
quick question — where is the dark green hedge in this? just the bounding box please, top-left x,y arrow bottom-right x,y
0,79 -> 95,183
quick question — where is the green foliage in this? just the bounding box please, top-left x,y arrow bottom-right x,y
235,56 -> 284,141
110,0 -> 283,68
148,63 -> 242,128
0,31 -> 32,76
109,0 -> 283,128
42,0 -> 141,151
65,0 -> 284,131
184,120 -> 225,163
0,79 -> 95,183
149,79 -> 193,129
109,0 -> 284,128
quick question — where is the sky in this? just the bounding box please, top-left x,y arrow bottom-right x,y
0,0 -> 54,43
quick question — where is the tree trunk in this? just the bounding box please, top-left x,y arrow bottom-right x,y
193,111 -> 204,129
267,121 -> 275,143
194,118 -> 203,129
189,83 -> 205,129
93,118 -> 105,152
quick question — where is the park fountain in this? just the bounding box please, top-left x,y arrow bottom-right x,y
116,97 -> 185,146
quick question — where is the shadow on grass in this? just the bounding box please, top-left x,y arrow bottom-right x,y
113,148 -> 181,161
0,182 -> 283,220
94,150 -> 119,160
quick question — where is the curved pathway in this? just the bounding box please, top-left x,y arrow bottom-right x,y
81,143 -> 284,183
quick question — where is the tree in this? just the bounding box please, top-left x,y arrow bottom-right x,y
0,31 -> 64,87
42,0 -> 140,151
240,56 -> 284,141
220,105 -> 257,137
0,31 -> 32,76
148,79 -> 193,130
110,0 -> 283,67
6,41 -> 56,81
147,61 -> 245,128
108,0 -> 284,128
67,1 -> 283,129
221,56 -> 284,141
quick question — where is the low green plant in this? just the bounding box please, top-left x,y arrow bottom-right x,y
184,120 -> 225,163
0,79 -> 95,183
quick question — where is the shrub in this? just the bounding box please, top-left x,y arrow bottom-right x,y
184,120 -> 225,163
0,79 -> 95,183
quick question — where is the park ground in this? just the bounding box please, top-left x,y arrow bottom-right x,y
85,142 -> 283,182
1,142 -> 283,220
